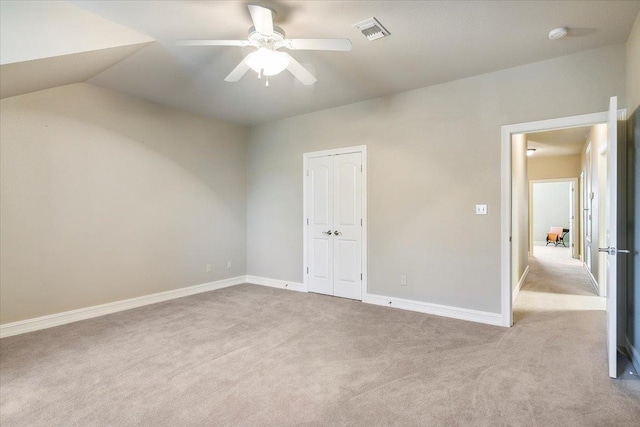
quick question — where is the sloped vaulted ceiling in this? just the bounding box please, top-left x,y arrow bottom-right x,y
0,0 -> 154,99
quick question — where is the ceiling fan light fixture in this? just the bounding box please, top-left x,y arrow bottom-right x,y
246,48 -> 289,76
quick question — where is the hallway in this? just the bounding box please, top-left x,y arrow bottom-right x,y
514,244 -> 638,383
516,245 -> 604,319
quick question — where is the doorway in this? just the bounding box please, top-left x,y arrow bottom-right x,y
500,110 -> 610,327
530,179 -> 578,260
303,145 -> 367,300
501,100 -> 626,378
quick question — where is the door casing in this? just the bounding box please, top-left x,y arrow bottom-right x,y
501,111 -> 617,327
303,145 -> 368,299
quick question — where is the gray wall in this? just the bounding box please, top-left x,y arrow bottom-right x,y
247,45 -> 627,314
0,83 -> 248,323
532,182 -> 571,245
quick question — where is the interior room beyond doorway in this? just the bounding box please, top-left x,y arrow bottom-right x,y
531,180 -> 575,260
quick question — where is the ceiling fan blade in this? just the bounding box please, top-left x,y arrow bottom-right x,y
225,57 -> 251,82
285,54 -> 317,86
284,38 -> 352,51
176,40 -> 249,47
247,5 -> 274,36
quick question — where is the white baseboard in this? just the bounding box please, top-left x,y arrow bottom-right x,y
245,275 -> 306,293
626,336 -> 640,375
364,293 -> 503,326
2,274 -> 502,338
0,276 -> 246,339
583,263 -> 599,294
512,265 -> 530,304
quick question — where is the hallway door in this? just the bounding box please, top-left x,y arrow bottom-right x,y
569,181 -> 578,258
603,96 -> 627,379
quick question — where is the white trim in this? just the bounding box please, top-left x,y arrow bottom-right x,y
583,262 -> 600,295
245,275 -> 306,292
512,265 -> 530,304
625,336 -> 640,375
364,293 -> 502,326
501,110 -> 614,328
302,145 -> 368,300
0,276 -> 246,339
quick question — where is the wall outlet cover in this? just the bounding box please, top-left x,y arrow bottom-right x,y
475,204 -> 488,215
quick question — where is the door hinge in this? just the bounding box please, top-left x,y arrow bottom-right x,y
361,273 -> 363,280
306,218 -> 309,225
306,169 -> 309,177
361,218 -> 363,226
306,267 -> 309,274
509,236 -> 512,242
360,165 -> 363,172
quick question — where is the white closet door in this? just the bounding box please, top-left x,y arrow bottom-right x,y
332,153 -> 362,300
307,156 -> 334,296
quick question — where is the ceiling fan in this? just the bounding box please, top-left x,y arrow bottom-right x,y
176,4 -> 352,86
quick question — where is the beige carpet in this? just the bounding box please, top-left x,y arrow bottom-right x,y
1,254 -> 639,426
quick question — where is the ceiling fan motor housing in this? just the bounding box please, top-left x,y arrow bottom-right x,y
249,26 -> 286,45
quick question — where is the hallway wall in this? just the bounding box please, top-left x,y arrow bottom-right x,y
512,134 -> 529,291
528,155 -> 581,181
581,124 -> 608,289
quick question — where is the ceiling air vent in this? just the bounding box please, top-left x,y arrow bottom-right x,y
352,17 -> 390,41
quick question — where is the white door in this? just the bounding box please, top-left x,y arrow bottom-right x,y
333,153 -> 363,299
569,181 -> 576,258
307,155 -> 334,296
602,96 -> 628,379
307,152 -> 363,300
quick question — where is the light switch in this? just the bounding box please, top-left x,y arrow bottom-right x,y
475,204 -> 488,215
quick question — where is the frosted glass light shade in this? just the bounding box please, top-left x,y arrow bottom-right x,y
246,48 -> 289,76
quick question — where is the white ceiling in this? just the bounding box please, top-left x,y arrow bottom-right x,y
526,126 -> 592,157
15,1 -> 640,125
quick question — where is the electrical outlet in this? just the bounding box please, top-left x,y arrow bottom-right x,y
206,264 -> 212,272
475,204 -> 488,215
400,275 -> 407,286
227,261 -> 232,269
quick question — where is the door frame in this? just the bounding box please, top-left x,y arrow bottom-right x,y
302,145 -> 368,299
528,178 -> 579,258
500,111 -> 611,327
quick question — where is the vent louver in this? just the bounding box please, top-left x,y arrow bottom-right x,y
352,17 -> 390,41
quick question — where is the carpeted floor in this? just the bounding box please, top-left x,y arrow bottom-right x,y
1,252 -> 639,426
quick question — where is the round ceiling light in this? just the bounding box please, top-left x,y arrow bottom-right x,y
246,48 -> 290,76
548,27 -> 568,40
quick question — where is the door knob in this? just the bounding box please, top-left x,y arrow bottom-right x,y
333,230 -> 341,235
598,247 -> 610,253
322,230 -> 332,235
